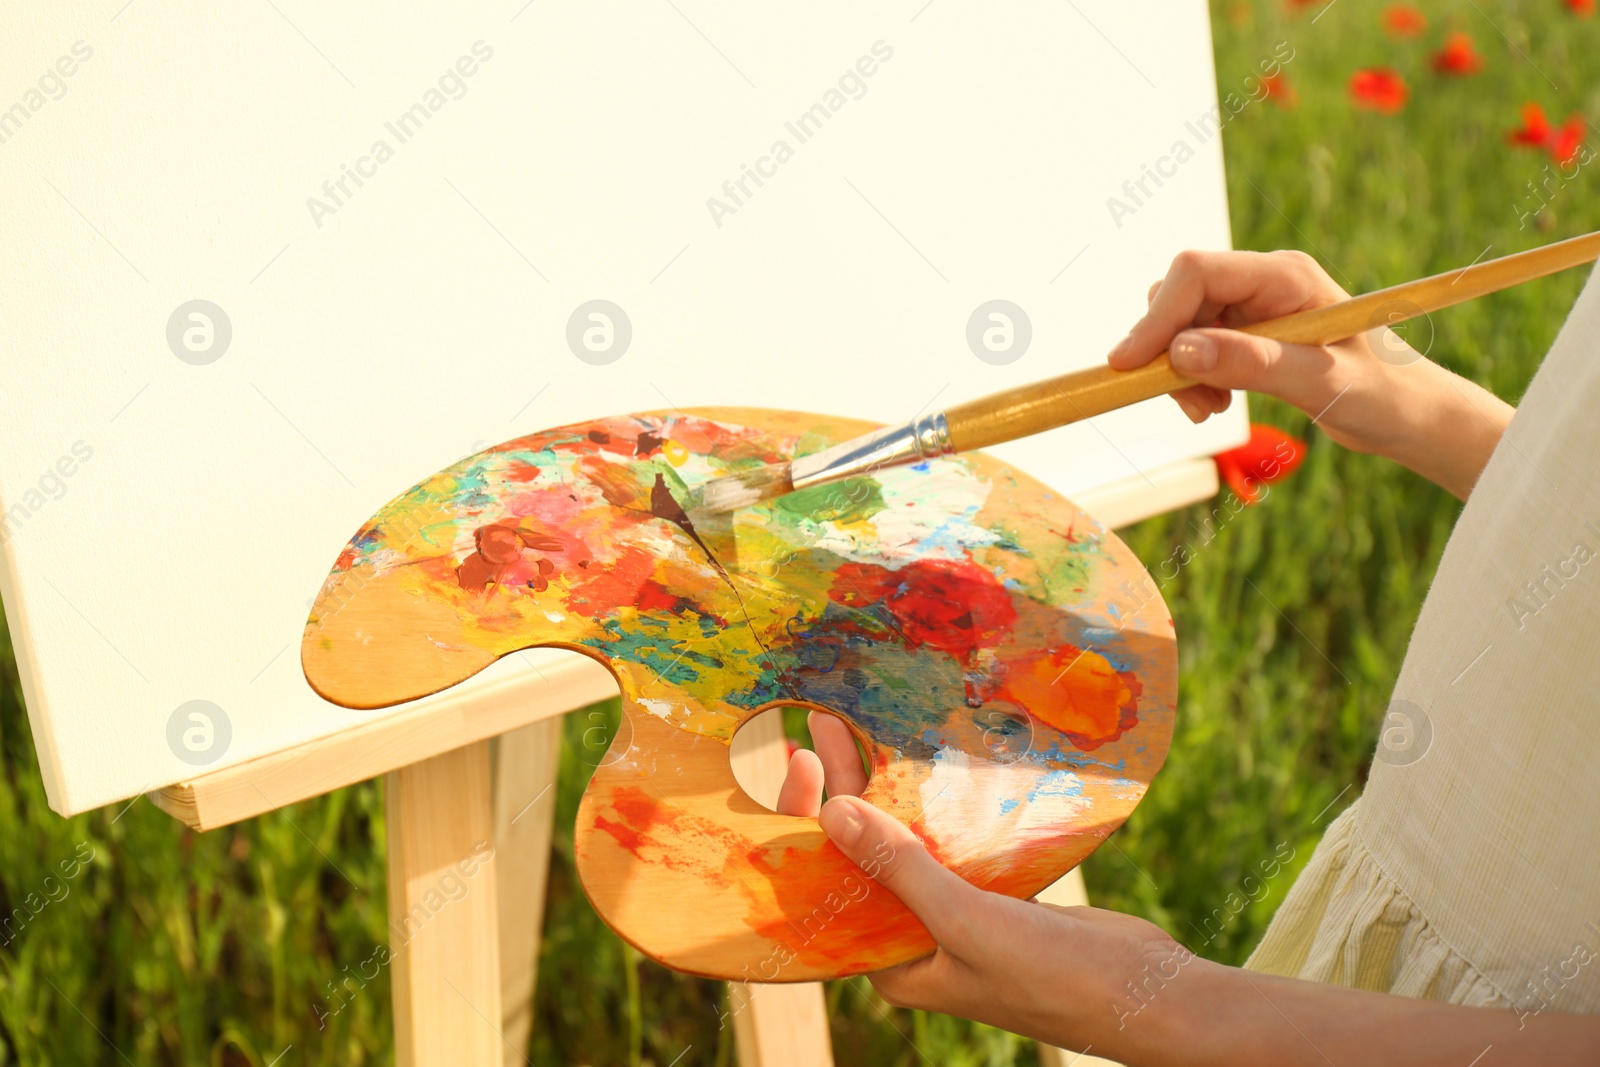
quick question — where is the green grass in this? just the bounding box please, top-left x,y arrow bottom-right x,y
5,2 -> 1600,1063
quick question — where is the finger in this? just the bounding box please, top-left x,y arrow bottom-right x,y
774,748 -> 824,818
1173,382 -> 1233,421
1172,390 -> 1209,423
818,796 -> 980,946
868,951 -> 961,1014
1109,249 -> 1332,370
1168,327 -> 1338,412
807,711 -> 869,798
1149,282 -> 1226,325
1111,250 -> 1268,368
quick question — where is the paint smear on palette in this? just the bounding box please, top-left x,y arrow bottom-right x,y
302,408 -> 1178,982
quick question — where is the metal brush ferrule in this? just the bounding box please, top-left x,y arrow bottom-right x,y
789,412 -> 953,493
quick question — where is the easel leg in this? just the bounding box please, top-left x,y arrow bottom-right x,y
386,741 -> 504,1067
727,712 -> 836,1067
729,982 -> 835,1067
1034,868 -> 1123,1067
490,718 -> 564,1067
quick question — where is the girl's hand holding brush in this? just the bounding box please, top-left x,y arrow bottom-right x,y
695,237 -> 1592,517
1109,248 -> 1514,500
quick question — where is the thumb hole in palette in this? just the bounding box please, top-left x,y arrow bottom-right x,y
728,706 -> 872,813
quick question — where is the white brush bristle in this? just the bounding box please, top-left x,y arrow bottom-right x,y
694,464 -> 791,514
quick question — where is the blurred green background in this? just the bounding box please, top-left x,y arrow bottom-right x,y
4,2 -> 1598,1063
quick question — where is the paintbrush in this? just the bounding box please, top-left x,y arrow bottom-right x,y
690,230 -> 1600,515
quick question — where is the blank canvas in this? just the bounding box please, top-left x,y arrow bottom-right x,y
0,2 -> 1244,814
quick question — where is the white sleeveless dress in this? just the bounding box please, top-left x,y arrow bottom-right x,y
1244,265 -> 1600,1019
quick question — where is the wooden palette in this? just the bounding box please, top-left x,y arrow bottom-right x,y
302,407 -> 1177,982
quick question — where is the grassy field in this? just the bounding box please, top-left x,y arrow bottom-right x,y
4,2 -> 1599,1063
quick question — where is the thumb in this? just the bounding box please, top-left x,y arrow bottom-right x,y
819,796 -> 978,945
1169,327 -> 1339,413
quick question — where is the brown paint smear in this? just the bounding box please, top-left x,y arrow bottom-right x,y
457,522 -> 562,593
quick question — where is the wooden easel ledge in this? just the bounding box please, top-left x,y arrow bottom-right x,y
148,654 -> 618,831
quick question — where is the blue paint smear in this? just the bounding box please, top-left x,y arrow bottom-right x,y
999,798 -> 1020,815
1026,740 -> 1129,775
1027,769 -> 1084,802
914,509 -> 993,557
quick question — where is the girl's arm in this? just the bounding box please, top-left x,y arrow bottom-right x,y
809,791 -> 1598,1066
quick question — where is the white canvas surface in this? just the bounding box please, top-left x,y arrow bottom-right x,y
0,2 -> 1245,813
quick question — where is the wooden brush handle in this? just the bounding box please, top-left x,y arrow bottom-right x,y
945,230 -> 1600,453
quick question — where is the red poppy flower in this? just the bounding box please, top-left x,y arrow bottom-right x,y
1349,69 -> 1410,114
1567,0 -> 1595,16
1215,424 -> 1307,505
1431,32 -> 1483,75
1383,4 -> 1427,36
1263,72 -> 1300,109
1508,104 -> 1587,165
1552,117 -> 1587,167
1508,102 -> 1553,147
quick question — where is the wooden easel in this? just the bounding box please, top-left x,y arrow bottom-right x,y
149,459 -> 1214,1066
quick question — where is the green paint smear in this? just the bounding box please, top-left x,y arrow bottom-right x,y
1037,532 -> 1097,599
774,478 -> 885,524
987,523 -> 1027,554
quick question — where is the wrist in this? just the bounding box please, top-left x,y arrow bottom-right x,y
1095,953 -> 1237,1067
1066,934 -> 1221,1066
1378,358 -> 1513,499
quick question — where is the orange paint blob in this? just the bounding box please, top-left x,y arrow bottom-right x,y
1000,646 -> 1140,750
